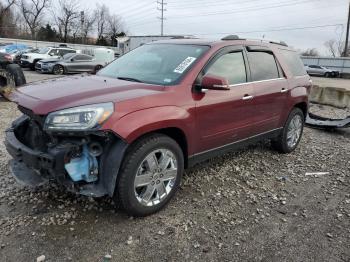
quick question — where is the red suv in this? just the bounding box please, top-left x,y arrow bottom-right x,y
4,36 -> 311,216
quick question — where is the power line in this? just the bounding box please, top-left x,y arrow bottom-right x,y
177,23 -> 344,36
166,0 -> 322,19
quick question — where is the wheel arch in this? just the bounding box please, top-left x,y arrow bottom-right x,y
293,101 -> 308,119
126,127 -> 189,168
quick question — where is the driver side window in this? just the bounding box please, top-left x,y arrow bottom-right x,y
206,52 -> 247,85
49,49 -> 58,56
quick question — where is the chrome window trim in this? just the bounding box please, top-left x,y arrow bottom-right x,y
191,127 -> 283,157
212,78 -> 286,89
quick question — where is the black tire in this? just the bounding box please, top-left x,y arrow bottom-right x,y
5,64 -> 26,86
116,134 -> 184,217
53,64 -> 64,75
30,60 -> 39,71
271,108 -> 304,153
95,65 -> 103,72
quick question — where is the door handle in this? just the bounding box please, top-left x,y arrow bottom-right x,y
281,88 -> 288,93
242,94 -> 254,100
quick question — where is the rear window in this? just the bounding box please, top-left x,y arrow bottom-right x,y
279,49 -> 307,76
247,51 -> 279,81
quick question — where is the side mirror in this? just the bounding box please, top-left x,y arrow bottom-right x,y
200,74 -> 230,91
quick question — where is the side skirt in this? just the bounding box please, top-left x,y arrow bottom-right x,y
187,128 -> 282,168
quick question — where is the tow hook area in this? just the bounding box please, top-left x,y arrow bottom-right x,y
64,145 -> 100,183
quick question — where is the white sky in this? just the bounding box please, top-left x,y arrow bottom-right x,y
83,0 -> 349,55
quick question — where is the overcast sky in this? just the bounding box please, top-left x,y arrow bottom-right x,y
84,0 -> 348,55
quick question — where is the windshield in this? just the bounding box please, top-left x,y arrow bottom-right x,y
97,44 -> 210,85
37,47 -> 50,54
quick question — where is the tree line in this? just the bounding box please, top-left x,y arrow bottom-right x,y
0,0 -> 126,46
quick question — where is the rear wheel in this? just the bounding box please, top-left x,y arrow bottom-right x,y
116,134 -> 184,217
271,108 -> 304,153
53,65 -> 64,75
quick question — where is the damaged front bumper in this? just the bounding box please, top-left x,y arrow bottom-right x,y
4,115 -> 128,197
306,113 -> 350,129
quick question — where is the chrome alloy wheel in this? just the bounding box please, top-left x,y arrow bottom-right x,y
134,149 -> 178,207
286,114 -> 303,148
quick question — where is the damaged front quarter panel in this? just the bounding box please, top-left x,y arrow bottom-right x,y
5,115 -> 129,198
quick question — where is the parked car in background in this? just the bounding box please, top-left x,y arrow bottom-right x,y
305,65 -> 340,77
5,37 -> 311,216
20,46 -> 77,70
0,44 -> 29,54
36,53 -> 104,75
11,48 -> 38,64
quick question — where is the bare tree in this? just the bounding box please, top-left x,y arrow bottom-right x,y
81,10 -> 96,44
324,39 -> 338,57
301,48 -> 319,57
19,0 -> 50,39
0,0 -> 17,36
107,14 -> 124,46
95,4 -> 109,41
53,0 -> 79,42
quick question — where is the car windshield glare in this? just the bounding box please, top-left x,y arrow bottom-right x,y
97,44 -> 210,85
63,53 -> 75,60
38,47 -> 50,54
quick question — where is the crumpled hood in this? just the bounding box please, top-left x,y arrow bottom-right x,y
9,75 -> 164,115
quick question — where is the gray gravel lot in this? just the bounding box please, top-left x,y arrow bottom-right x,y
0,72 -> 349,261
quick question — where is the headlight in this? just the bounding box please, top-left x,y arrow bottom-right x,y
44,102 -> 114,131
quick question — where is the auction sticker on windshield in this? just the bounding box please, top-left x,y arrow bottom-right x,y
174,57 -> 197,74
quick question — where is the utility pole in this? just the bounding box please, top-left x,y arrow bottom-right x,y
157,0 -> 167,36
343,1 -> 350,57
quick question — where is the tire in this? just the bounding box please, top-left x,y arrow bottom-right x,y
116,134 -> 184,217
95,65 -> 103,72
30,60 -> 39,71
5,64 -> 26,86
271,108 -> 304,154
53,65 -> 64,75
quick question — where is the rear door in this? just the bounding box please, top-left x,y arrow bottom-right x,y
245,46 -> 289,134
194,46 -> 256,153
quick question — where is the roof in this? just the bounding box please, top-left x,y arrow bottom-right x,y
147,38 -> 294,50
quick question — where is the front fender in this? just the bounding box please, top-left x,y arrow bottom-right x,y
104,106 -> 195,152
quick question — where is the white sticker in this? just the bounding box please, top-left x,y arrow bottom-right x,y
164,78 -> 172,83
174,57 -> 197,74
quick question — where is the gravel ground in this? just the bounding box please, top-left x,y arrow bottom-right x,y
0,73 -> 349,261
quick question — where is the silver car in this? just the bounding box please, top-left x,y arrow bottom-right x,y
36,53 -> 104,75
305,65 -> 339,78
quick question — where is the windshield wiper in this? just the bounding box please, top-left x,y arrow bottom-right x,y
117,77 -> 143,83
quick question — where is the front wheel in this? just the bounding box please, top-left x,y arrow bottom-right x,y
116,134 -> 184,217
271,108 -> 304,153
53,65 -> 64,75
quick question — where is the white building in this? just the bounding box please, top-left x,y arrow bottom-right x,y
116,35 -> 191,54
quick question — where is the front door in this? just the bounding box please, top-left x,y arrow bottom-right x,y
194,47 -> 256,154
